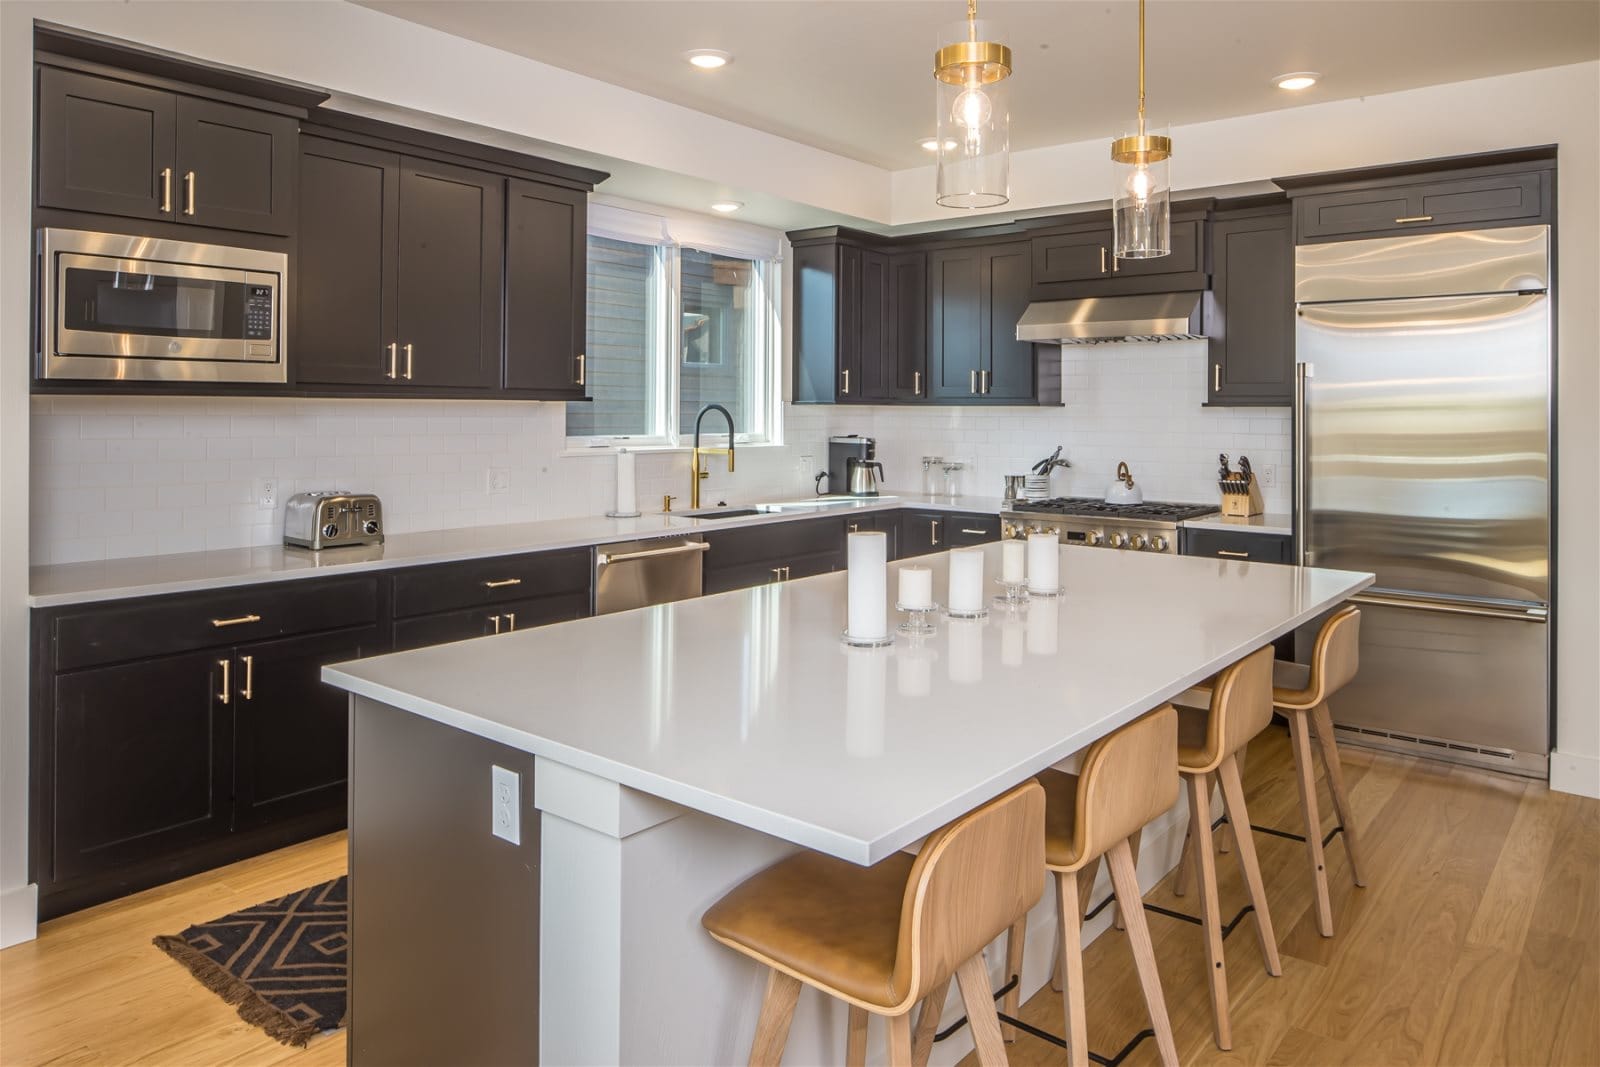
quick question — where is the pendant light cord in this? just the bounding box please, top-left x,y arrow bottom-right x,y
1137,0 -> 1146,137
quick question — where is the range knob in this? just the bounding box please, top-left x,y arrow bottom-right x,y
363,519 -> 381,536
1131,534 -> 1150,551
322,522 -> 340,539
1149,535 -> 1169,552
1108,532 -> 1130,549
1032,523 -> 1051,537
1085,530 -> 1105,546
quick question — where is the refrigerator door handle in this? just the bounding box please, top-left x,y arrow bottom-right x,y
1351,591 -> 1548,623
1294,361 -> 1312,566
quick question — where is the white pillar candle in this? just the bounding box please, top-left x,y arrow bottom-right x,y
1001,539 -> 1027,584
947,621 -> 984,684
844,646 -> 887,758
613,448 -> 638,515
1026,532 -> 1060,593
947,548 -> 985,614
846,532 -> 889,641
898,565 -> 934,610
1027,599 -> 1059,656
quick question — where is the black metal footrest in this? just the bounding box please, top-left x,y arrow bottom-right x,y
928,969 -> 1153,1067
1249,821 -> 1346,849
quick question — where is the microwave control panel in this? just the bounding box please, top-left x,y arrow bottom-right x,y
244,284 -> 275,340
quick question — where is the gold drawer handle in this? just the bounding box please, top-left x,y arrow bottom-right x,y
1217,549 -> 1250,559
241,654 -> 254,701
1394,215 -> 1433,224
216,659 -> 230,705
484,578 -> 523,589
960,528 -> 988,536
211,614 -> 261,628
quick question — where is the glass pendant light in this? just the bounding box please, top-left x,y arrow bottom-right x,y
1111,0 -> 1171,258
934,0 -> 1012,209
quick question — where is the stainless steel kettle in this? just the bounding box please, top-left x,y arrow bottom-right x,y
847,458 -> 885,496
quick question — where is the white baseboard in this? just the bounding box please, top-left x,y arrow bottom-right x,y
0,882 -> 38,948
1550,749 -> 1600,799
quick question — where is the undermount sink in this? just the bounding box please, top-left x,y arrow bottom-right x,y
676,508 -> 762,520
673,496 -> 896,521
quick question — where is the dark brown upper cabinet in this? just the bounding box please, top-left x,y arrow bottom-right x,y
36,66 -> 295,236
504,180 -> 588,396
888,252 -> 928,400
1027,218 -> 1206,301
1206,199 -> 1294,406
928,241 -> 1036,402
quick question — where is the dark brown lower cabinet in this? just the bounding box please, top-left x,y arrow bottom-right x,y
703,516 -> 847,594
1180,527 -> 1293,563
391,591 -> 590,652
899,510 -> 1001,557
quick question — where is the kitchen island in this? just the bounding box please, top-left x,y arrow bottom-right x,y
323,543 -> 1372,1065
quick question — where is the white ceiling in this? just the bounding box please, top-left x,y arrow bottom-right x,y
356,1 -> 1599,170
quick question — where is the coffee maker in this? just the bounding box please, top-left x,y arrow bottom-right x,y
825,435 -> 884,497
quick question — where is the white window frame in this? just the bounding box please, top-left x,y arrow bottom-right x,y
566,202 -> 784,453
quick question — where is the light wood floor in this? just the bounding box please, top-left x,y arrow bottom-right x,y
1,727 -> 1595,1067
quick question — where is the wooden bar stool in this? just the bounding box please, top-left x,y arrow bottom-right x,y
1023,705 -> 1184,1067
1175,644 -> 1283,1051
701,780 -> 1045,1067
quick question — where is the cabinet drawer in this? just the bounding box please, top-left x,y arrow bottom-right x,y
703,517 -> 843,574
52,576 -> 379,672
390,548 -> 590,619
946,514 -> 1001,546
392,591 -> 590,651
1295,171 -> 1547,241
702,550 -> 843,596
1181,528 -> 1292,564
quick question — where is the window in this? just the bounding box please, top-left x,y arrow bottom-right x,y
567,209 -> 781,448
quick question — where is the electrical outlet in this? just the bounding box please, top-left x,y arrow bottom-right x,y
491,765 -> 520,844
253,478 -> 277,509
487,468 -> 511,494
1258,464 -> 1277,489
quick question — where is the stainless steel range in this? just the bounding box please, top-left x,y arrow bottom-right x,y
1001,497 -> 1219,554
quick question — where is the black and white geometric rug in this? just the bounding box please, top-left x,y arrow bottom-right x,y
153,875 -> 348,1047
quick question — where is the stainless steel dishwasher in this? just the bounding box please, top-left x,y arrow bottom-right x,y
593,535 -> 709,614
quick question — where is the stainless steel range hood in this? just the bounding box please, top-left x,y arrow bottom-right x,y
1016,292 -> 1204,345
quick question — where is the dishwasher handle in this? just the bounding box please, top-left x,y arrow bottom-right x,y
596,540 -> 711,566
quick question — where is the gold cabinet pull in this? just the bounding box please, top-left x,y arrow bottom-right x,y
930,519 -> 941,547
184,171 -> 196,216
504,612 -> 516,631
160,167 -> 173,213
1214,363 -> 1222,392
403,342 -> 414,381
1217,549 -> 1250,559
848,522 -> 860,533
211,613 -> 261,628
913,370 -> 922,396
241,654 -> 254,701
960,528 -> 988,536
771,567 -> 784,582
1112,253 -> 1119,273
969,370 -> 977,394
1100,246 -> 1107,273
484,578 -> 523,589
216,658 -> 230,705
386,342 -> 398,380
841,368 -> 850,394
490,614 -> 502,634
981,369 -> 990,394
576,353 -> 586,386
1394,215 -> 1434,224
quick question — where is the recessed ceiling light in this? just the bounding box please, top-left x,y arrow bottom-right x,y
1274,72 -> 1320,91
710,201 -> 744,214
685,49 -> 732,70
920,138 -> 958,152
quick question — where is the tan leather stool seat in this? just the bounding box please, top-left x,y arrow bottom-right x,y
703,850 -> 914,1009
1175,705 -> 1212,768
1270,660 -> 1314,705
1037,769 -> 1082,869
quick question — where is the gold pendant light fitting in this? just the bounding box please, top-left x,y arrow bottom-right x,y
1110,0 -> 1171,165
934,0 -> 1012,86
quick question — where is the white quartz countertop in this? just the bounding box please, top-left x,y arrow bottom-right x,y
28,492 -> 1001,608
323,544 -> 1372,865
1181,512 -> 1294,537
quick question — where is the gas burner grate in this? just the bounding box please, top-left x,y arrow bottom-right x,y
1009,497 -> 1219,522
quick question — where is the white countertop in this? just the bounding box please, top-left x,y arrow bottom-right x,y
28,492 -> 1002,608
323,544 -> 1371,865
1181,512 -> 1294,537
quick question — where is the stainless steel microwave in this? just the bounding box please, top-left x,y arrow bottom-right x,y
38,228 -> 287,384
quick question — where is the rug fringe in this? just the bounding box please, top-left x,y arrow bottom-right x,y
152,935 -> 323,1048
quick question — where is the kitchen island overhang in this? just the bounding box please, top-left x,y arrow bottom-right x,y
325,544 -> 1373,1065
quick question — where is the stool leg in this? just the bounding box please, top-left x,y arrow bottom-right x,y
748,968 -> 801,1067
911,977 -> 950,1067
1112,829 -> 1142,930
1000,916 -> 1025,1041
888,1013 -> 914,1067
1172,824 -> 1193,897
1218,752 -> 1282,977
1186,772 -> 1232,1051
1055,870 -> 1089,1067
847,1006 -> 869,1067
955,954 -> 1009,1067
1218,749 -> 1246,853
1312,700 -> 1367,887
1107,838 -> 1179,1067
1288,709 -> 1335,937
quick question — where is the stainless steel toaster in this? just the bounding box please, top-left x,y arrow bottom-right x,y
283,492 -> 384,550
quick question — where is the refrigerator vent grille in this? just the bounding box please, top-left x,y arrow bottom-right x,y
1333,723 -> 1516,761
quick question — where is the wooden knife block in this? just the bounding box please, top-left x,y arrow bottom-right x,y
1220,475 -> 1264,517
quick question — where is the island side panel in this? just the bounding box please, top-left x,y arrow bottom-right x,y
348,696 -> 540,1066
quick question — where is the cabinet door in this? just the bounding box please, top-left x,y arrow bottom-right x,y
232,626 -> 383,829
843,511 -> 900,561
396,158 -> 504,390
982,243 -> 1034,400
946,513 -> 1001,546
1294,170 -> 1547,242
857,250 -> 892,400
835,246 -> 863,401
1208,209 -> 1293,405
296,137 -> 399,386
391,592 -> 590,652
505,179 -> 586,394
899,511 -> 950,557
1030,228 -> 1113,284
51,652 -> 230,882
1181,527 -> 1291,564
173,95 -> 296,235
36,67 -> 176,221
889,253 -> 927,400
928,248 -> 984,400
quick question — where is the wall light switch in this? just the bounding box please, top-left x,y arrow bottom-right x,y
487,468 -> 512,494
491,764 -> 521,845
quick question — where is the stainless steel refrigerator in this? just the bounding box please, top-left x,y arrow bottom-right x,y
1294,225 -> 1552,778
